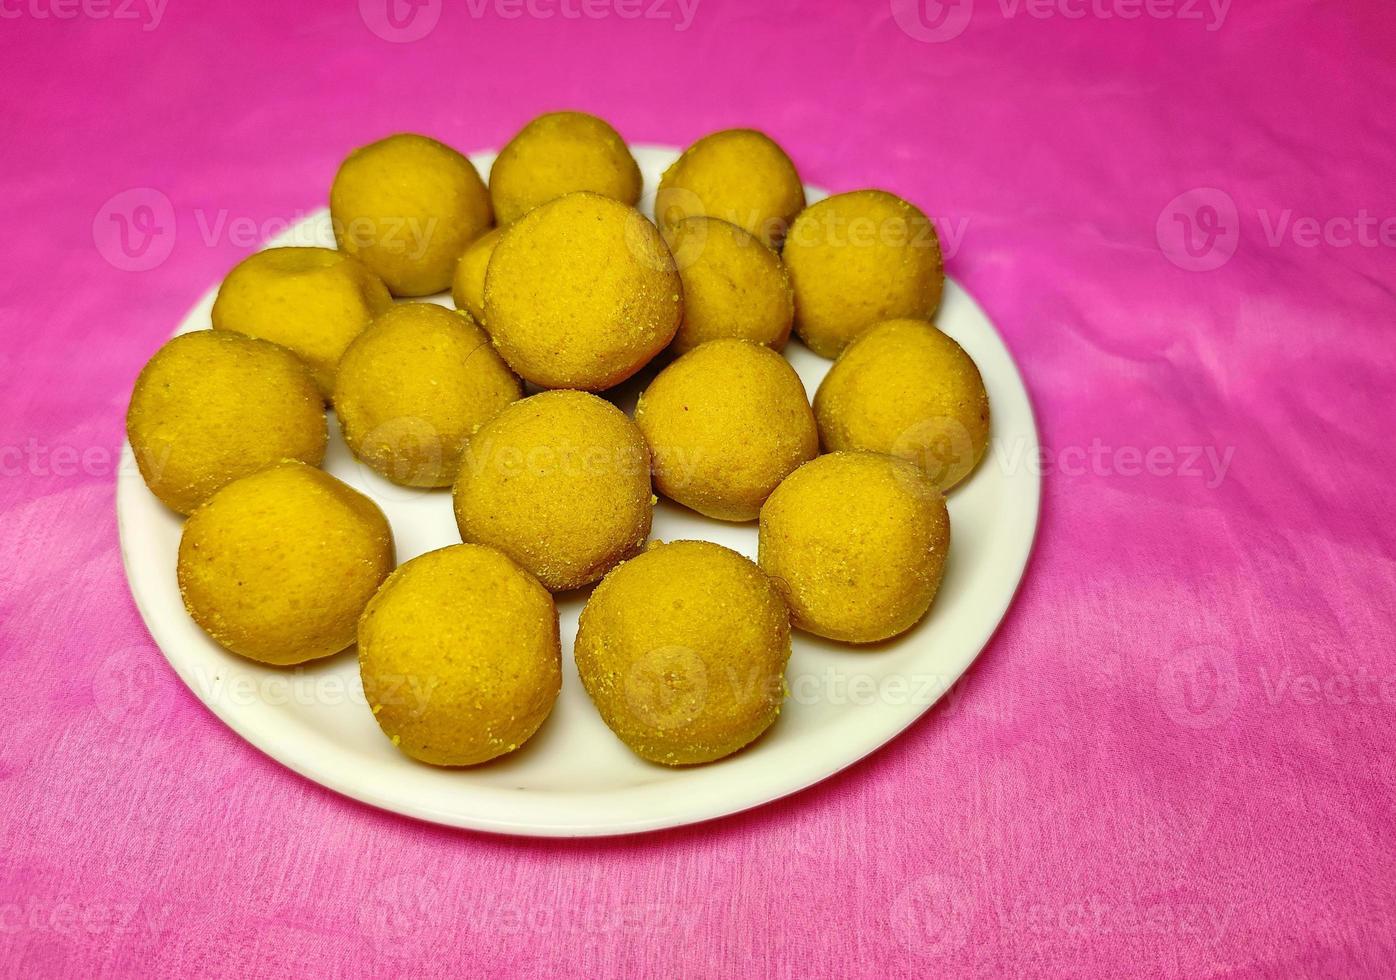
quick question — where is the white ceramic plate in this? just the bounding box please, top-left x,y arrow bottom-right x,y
117,145 -> 1040,837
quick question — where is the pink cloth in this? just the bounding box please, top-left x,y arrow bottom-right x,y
2,0 -> 1394,976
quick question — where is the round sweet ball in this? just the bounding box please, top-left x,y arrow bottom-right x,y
178,462 -> 395,665
330,133 -> 493,297
636,340 -> 817,522
450,227 -> 502,324
758,451 -> 950,644
333,303 -> 522,488
488,111 -> 642,225
211,246 -> 392,396
358,544 -> 560,766
782,190 -> 943,359
483,192 -> 682,390
656,129 -> 805,248
453,390 -> 652,591
576,540 -> 791,766
815,319 -> 990,492
661,217 -> 794,354
126,330 -> 327,515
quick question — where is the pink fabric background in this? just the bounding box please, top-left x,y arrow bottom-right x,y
2,0 -> 1394,976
